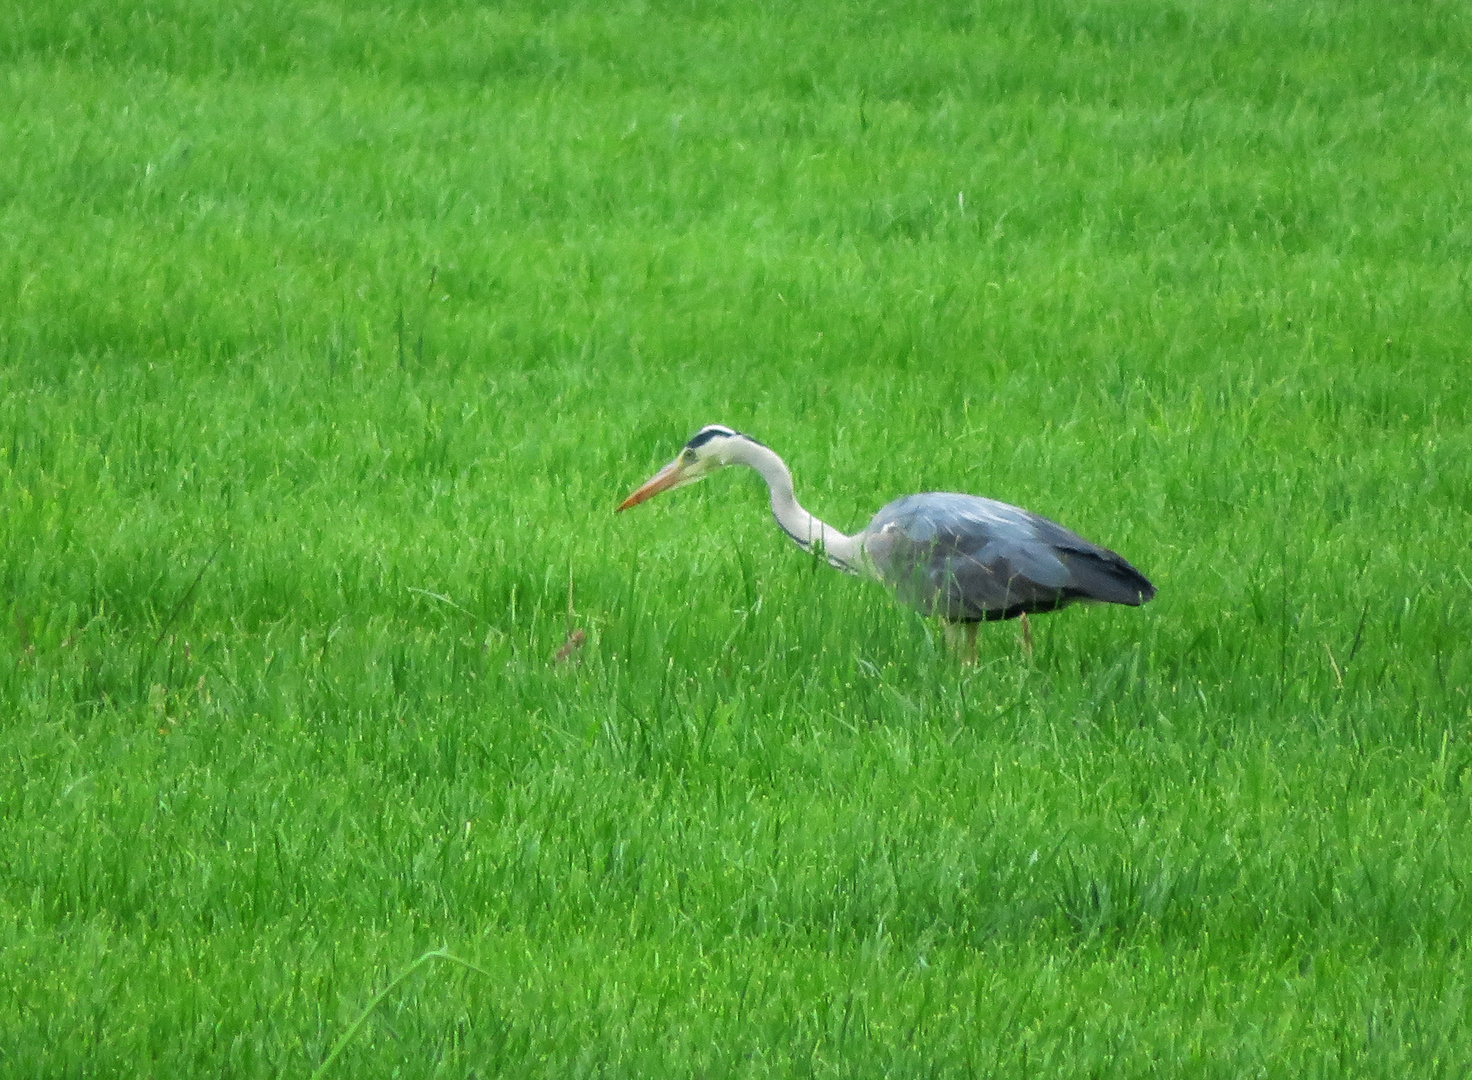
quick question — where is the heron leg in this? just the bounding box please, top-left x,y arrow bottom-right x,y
1019,612 -> 1033,662
941,622 -> 978,664
942,621 -> 961,657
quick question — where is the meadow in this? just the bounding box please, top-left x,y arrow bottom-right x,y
2,0 -> 1470,1075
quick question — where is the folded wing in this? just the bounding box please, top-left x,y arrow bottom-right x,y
861,493 -> 1155,622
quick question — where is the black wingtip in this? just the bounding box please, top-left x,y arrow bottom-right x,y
1126,572 -> 1157,606
1069,551 -> 1156,607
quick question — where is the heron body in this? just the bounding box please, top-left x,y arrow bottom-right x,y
617,425 -> 1154,631
861,492 -> 1154,621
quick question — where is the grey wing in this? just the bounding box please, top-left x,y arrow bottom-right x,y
861,493 -> 1155,621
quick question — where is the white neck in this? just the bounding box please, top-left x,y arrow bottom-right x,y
729,439 -> 865,574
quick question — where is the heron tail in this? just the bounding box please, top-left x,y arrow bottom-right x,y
1064,549 -> 1156,607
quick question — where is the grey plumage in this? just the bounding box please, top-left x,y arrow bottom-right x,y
860,493 -> 1155,622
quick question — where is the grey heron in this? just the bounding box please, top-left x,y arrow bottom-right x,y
617,425 -> 1155,657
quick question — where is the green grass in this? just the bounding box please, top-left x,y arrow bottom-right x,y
2,0 -> 1471,1075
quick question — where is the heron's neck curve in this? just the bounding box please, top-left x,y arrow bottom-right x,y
730,439 -> 865,574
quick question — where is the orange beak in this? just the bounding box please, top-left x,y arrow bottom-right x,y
616,460 -> 689,512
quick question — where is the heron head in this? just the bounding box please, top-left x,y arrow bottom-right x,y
616,425 -> 745,511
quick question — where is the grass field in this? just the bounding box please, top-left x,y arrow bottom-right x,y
3,1 -> 1471,1075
